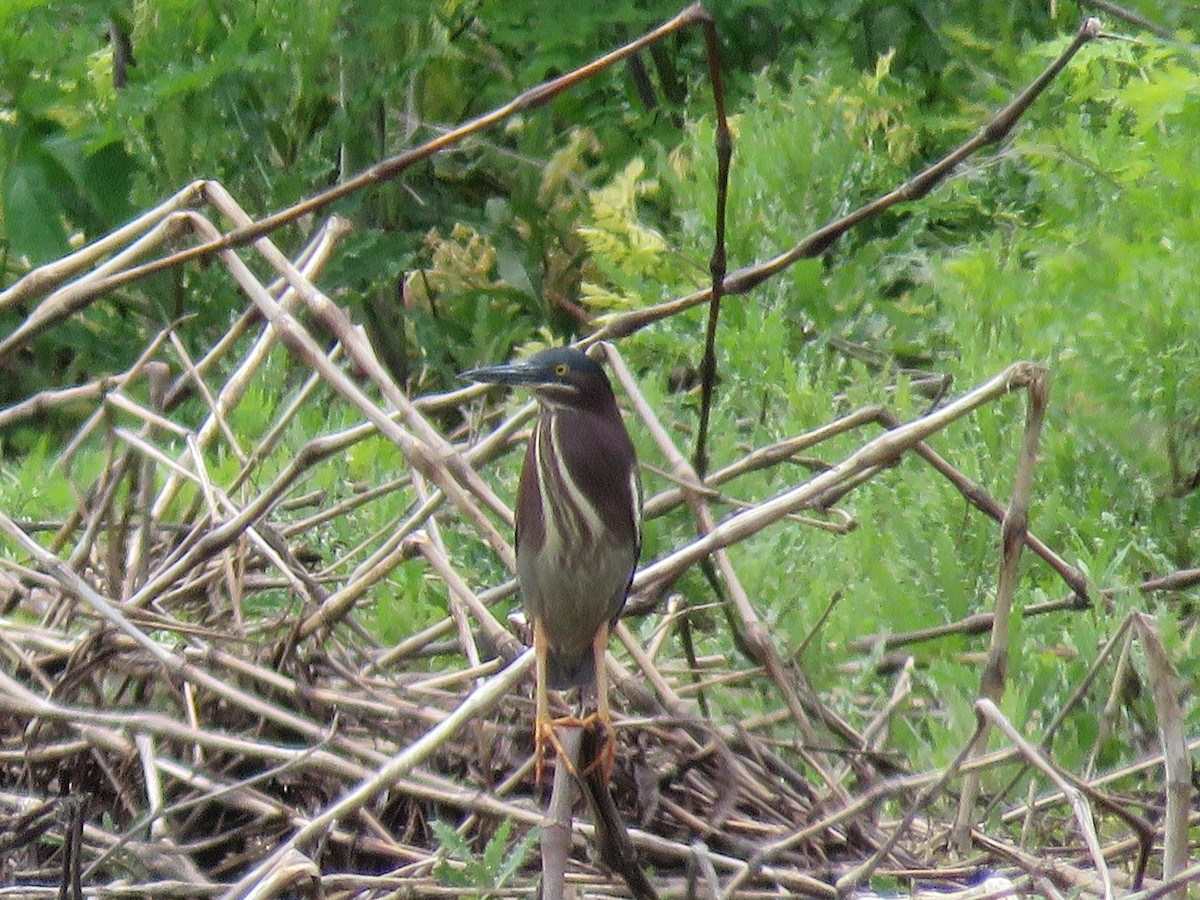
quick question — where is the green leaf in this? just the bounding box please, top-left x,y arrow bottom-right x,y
2,155 -> 70,264
497,825 -> 539,887
429,819 -> 470,858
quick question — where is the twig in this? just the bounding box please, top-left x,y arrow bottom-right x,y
1132,613 -> 1189,899
595,18 -> 1106,341
974,699 -> 1114,900
952,368 -> 1047,852
540,725 -> 582,900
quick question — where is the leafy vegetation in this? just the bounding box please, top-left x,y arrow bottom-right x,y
431,818 -> 539,897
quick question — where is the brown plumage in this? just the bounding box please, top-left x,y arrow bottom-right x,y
463,346 -> 641,779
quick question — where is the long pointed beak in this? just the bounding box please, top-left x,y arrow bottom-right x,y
459,360 -> 543,387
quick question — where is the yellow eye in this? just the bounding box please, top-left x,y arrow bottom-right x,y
554,363 -> 569,377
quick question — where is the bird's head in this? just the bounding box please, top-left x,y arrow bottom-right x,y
460,347 -> 615,409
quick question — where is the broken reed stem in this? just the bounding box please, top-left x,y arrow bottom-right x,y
976,699 -> 1115,900
604,343 -> 840,791
952,367 -> 1048,854
634,362 -> 1046,598
540,725 -> 583,900
1133,613 -> 1190,899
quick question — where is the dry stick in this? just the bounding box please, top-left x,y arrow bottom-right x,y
18,733 -> 388,877
0,359 -> 164,431
96,753 -> 376,882
178,643 -> 429,729
126,362 -> 171,602
881,410 -> 1091,602
668,9 -> 731,712
115,352 -> 350,619
540,725 -> 582,900
51,323 -> 180,465
119,406 -> 420,638
221,651 -> 533,900
1086,623 -> 1136,779
1139,566 -> 1200,591
859,657 -> 913,754
182,431 -> 252,626
293,400 -> 530,580
595,17 -> 1106,344
1083,0 -> 1174,38
121,212 -> 514,600
411,475 -> 484,677
1131,613 -> 1189,900
644,406 -> 883,519
161,216 -> 349,412
198,184 -> 517,557
1003,737 -> 1200,830
285,473 -> 404,544
832,713 -> 991,898
0,180 -> 207,310
975,699 -> 1114,900
951,368 -> 1047,855
691,6 -> 731,481
633,363 -> 1045,601
0,4 -> 721,363
846,595 -> 1083,655
169,330 -> 251,467
241,849 -> 319,900
295,501 -> 442,643
0,209 -> 202,366
976,611 -> 1156,884
54,442 -> 130,616
605,344 -> 844,797
232,357 -> 341,498
143,217 -> 348,520
413,533 -> 525,667
1126,863 -> 1200,900
370,581 -> 518,671
970,830 -> 1104,899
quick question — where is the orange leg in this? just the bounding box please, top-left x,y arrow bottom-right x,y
581,622 -> 617,782
534,620 -> 582,783
533,620 -> 617,783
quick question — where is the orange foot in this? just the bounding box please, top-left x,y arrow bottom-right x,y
535,714 -> 584,784
534,712 -> 616,784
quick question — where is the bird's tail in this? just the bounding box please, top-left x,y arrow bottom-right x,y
546,647 -> 596,690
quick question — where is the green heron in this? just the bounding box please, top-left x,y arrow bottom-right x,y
462,347 -> 641,781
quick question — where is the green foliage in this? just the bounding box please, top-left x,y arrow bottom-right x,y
1,1 -> 1073,402
572,17 -> 1200,771
431,817 -> 538,898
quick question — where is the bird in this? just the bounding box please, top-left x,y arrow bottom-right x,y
462,346 -> 641,781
